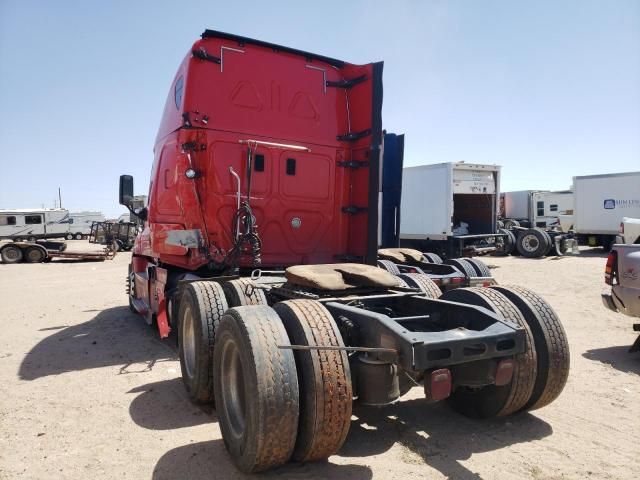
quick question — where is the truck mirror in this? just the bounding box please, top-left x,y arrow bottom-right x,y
119,175 -> 134,206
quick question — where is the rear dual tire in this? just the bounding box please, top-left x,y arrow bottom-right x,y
441,285 -> 569,417
440,288 -> 537,417
178,281 -> 228,404
377,259 -> 400,275
213,305 -> 299,473
516,228 -> 549,258
491,285 -> 570,410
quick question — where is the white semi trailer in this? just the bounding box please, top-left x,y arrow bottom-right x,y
501,190 -> 574,228
399,162 -> 502,258
562,171 -> 640,250
0,208 -> 71,241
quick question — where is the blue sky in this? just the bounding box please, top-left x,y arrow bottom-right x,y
1,0 -> 638,217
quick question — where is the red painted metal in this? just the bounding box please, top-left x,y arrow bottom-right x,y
129,31 -> 384,337
136,34 -> 382,270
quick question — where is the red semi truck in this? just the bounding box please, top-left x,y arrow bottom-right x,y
120,30 -> 570,473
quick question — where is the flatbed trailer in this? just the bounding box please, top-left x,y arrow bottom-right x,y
119,30 -> 570,473
0,240 -> 116,264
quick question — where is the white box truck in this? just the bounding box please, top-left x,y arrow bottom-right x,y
399,162 -> 502,257
565,171 -> 640,250
68,211 -> 106,239
502,190 -> 574,228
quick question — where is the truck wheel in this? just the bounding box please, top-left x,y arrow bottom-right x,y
377,259 -> 400,274
213,306 -> 299,473
422,252 -> 443,264
396,273 -> 441,298
445,258 -> 477,278
24,246 -> 46,263
493,228 -> 515,256
1,245 -> 24,264
440,288 -> 537,417
491,285 -> 569,411
463,258 -> 492,277
539,229 -> 553,256
516,229 -> 549,258
74,233 -> 83,240
504,219 -> 520,229
65,233 -> 73,240
223,278 -> 267,307
178,281 -> 228,404
274,300 -> 352,462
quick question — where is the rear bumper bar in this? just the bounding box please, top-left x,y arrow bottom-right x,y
324,295 -> 525,372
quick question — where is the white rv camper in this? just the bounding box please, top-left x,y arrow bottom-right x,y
68,211 -> 106,239
0,208 -> 71,241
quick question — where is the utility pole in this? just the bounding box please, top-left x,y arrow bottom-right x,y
58,187 -> 62,209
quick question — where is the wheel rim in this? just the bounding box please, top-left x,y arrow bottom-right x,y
4,248 -> 20,261
182,306 -> 196,379
521,234 -> 539,252
220,337 -> 247,440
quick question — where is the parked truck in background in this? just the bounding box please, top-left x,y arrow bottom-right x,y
399,162 -> 503,258
561,171 -> 640,250
501,190 -> 574,229
119,30 -> 569,473
497,190 -> 578,258
602,243 -> 640,352
619,217 -> 640,245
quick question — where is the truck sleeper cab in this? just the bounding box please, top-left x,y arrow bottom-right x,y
121,30 -> 570,473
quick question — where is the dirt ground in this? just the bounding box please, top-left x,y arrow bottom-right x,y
0,241 -> 638,480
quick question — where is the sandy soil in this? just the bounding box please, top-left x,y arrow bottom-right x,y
0,242 -> 638,480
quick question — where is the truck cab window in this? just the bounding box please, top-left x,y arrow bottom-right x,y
536,201 -> 544,216
0,215 -> 16,225
25,215 -> 42,225
550,204 -> 558,212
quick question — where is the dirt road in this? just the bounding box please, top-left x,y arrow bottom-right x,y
1,243 -> 638,479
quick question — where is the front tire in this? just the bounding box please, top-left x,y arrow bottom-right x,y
178,281 -> 228,404
213,306 -> 299,473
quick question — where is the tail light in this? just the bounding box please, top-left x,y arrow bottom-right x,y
495,358 -> 515,386
451,276 -> 464,285
619,222 -> 624,234
426,368 -> 452,401
605,251 -> 617,285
